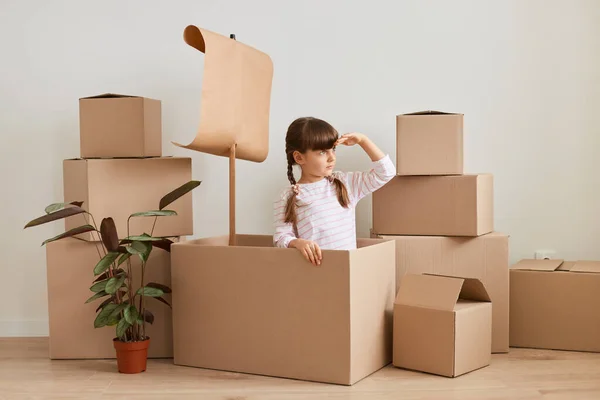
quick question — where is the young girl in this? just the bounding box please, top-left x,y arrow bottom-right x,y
273,117 -> 396,265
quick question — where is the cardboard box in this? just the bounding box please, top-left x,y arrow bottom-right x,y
372,232 -> 509,353
396,111 -> 463,176
373,174 -> 493,236
510,259 -> 600,352
170,235 -> 396,385
63,157 -> 193,240
393,274 -> 492,377
46,238 -> 173,359
79,93 -> 162,158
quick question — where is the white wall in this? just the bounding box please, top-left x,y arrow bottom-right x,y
1,0 -> 599,336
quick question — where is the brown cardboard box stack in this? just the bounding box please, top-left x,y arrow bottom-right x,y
46,93 -> 193,359
371,111 -> 510,377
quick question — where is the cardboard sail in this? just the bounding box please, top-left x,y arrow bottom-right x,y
173,25 -> 274,163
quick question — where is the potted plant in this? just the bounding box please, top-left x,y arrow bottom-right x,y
24,180 -> 201,373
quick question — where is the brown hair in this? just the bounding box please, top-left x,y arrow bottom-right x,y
284,117 -> 350,227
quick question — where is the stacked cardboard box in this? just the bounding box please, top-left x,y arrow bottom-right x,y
371,111 -> 510,376
46,93 -> 193,359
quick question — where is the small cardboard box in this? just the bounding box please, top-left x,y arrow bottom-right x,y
170,235 -> 396,385
393,274 -> 492,378
63,157 -> 193,240
510,259 -> 600,352
373,174 -> 493,236
372,232 -> 509,353
396,111 -> 463,176
46,238 -> 174,359
79,93 -> 162,158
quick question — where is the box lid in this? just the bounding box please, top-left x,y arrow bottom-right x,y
79,93 -> 142,100
394,274 -> 490,312
511,259 -> 600,274
400,110 -> 462,116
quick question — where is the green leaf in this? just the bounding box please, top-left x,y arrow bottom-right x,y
105,275 -> 126,294
146,282 -> 171,294
127,241 -> 152,263
40,225 -> 96,246
116,318 -> 131,339
90,280 -> 109,293
154,296 -> 172,308
24,206 -> 87,228
122,235 -> 163,242
137,286 -> 164,297
159,180 -> 201,210
45,201 -> 84,214
85,290 -> 109,303
107,315 -> 120,326
94,303 -> 118,328
124,305 -> 139,325
93,251 -> 119,275
93,268 -> 125,283
100,217 -> 119,252
117,253 -> 131,266
129,210 -> 177,218
142,309 -> 154,325
110,302 -> 129,317
95,296 -> 116,313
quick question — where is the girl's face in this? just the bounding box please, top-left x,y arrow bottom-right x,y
294,147 -> 337,179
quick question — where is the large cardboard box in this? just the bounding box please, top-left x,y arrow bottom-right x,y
396,111 -> 463,176
79,93 -> 162,158
373,174 -> 493,236
170,235 -> 396,385
510,259 -> 600,352
393,274 -> 492,377
63,157 -> 193,240
46,238 -> 174,359
372,232 -> 509,353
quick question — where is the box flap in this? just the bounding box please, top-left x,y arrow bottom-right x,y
510,259 -> 564,271
395,274 -> 463,312
401,110 -> 460,116
457,278 -> 491,302
80,93 -> 139,100
570,261 -> 600,273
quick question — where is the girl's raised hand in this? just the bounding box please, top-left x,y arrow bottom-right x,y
336,133 -> 366,147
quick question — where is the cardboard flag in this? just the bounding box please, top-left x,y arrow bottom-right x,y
173,25 -> 274,163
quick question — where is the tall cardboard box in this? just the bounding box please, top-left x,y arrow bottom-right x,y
510,259 -> 600,352
171,235 -> 396,385
373,174 -> 493,236
372,232 -> 509,353
79,93 -> 162,158
46,238 -> 174,359
63,157 -> 193,240
393,274 -> 492,378
396,111 -> 463,176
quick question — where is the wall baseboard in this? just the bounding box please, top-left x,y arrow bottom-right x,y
0,320 -> 48,337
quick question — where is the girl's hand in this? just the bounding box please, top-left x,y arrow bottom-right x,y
336,133 -> 366,147
289,239 -> 322,266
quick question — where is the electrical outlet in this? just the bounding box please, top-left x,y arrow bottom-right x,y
534,250 -> 556,260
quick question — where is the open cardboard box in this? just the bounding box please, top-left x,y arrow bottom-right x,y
393,274 -> 492,378
171,234 -> 395,385
510,259 -> 600,352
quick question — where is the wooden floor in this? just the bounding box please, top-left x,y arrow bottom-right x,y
2,338 -> 600,399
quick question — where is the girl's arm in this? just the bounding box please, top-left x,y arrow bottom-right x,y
336,133 -> 396,202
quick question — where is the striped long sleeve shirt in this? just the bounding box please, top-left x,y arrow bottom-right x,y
273,154 -> 396,250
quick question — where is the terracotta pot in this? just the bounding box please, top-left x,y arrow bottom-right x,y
113,337 -> 150,374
